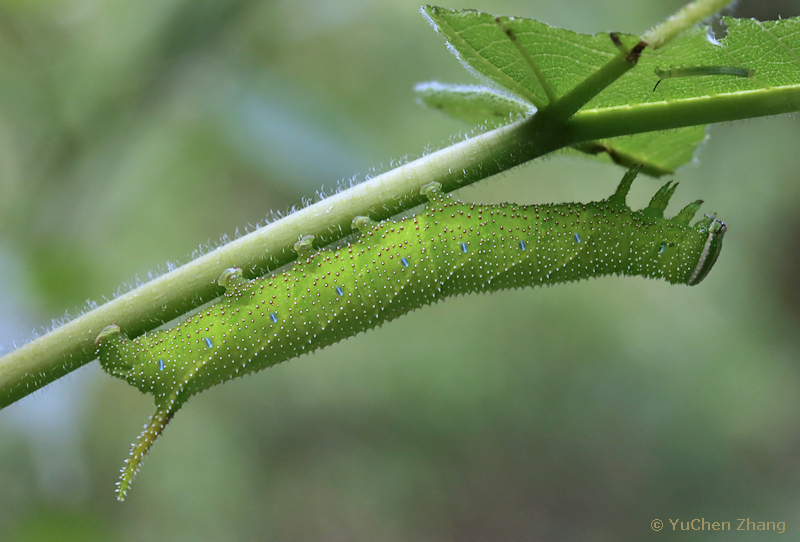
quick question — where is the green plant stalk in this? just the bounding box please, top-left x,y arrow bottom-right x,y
643,0 -> 732,49
3,83 -> 799,408
0,0 -> 760,408
568,87 -> 800,137
543,37 -> 646,123
0,119 -> 559,408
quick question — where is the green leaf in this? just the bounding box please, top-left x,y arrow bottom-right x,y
424,7 -> 800,107
415,81 -> 704,176
414,82 -> 532,126
423,6 -> 800,173
609,17 -> 800,106
422,6 -> 640,108
570,128 -> 707,177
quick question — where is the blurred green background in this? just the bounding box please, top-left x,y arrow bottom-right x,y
2,0 -> 800,540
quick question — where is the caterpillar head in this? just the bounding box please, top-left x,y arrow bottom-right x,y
631,174 -> 726,286
687,214 -> 727,285
652,209 -> 726,286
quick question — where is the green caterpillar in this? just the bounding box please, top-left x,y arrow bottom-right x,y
653,65 -> 754,91
95,167 -> 726,500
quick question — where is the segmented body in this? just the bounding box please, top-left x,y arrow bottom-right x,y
96,168 -> 726,499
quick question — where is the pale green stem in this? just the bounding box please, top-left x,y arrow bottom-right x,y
567,86 -> 800,138
0,0 -> 769,408
0,119 -> 561,408
642,0 -> 734,49
544,36 -> 645,123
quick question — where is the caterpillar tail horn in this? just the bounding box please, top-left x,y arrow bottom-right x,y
116,405 -> 175,501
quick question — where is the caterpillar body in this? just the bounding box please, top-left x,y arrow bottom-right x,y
96,168 -> 726,500
653,65 -> 754,90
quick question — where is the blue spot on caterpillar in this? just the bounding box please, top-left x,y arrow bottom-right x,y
95,167 -> 726,500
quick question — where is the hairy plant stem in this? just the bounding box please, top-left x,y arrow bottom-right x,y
643,0 -> 733,49
0,0 -> 771,408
